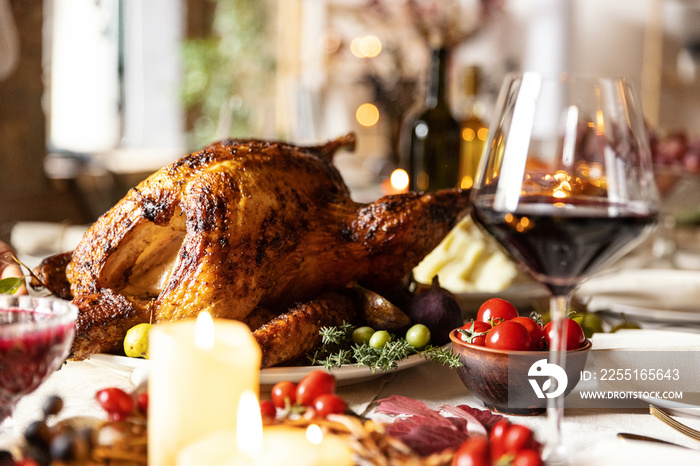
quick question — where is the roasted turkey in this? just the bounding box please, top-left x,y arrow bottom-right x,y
35,134 -> 471,366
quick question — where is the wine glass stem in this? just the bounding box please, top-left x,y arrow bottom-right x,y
543,294 -> 570,465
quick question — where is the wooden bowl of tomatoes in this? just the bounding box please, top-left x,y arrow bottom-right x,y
450,298 -> 592,415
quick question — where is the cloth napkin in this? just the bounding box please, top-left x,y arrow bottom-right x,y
591,328 -> 700,350
578,268 -> 700,312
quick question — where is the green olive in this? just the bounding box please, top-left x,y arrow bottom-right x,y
369,330 -> 392,348
610,313 -> 641,333
352,326 -> 375,345
573,312 -> 605,338
610,320 -> 641,333
405,324 -> 431,348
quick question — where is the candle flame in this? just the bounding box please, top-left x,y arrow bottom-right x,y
194,311 -> 215,350
236,390 -> 263,457
306,424 -> 323,446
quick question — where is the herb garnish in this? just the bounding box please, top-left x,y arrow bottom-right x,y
306,322 -> 462,372
0,255 -> 47,295
0,276 -> 25,295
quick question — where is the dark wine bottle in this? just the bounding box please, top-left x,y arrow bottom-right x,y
405,47 -> 461,192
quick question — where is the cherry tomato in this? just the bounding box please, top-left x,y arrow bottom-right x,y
451,436 -> 490,466
458,321 -> 491,346
485,320 -> 532,351
313,393 -> 347,418
14,460 -> 40,466
271,380 -> 297,409
513,449 -> 543,466
488,419 -> 511,460
543,318 -> 586,350
489,419 -> 510,461
296,370 -> 336,406
136,392 -> 149,415
259,400 -> 276,421
511,317 -> 543,350
477,298 -> 518,324
95,387 -> 134,421
503,424 -> 535,454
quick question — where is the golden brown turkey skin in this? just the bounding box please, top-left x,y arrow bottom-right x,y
66,135 -> 358,323
41,134 -> 471,363
253,291 -> 358,368
69,290 -> 152,359
32,251 -> 72,300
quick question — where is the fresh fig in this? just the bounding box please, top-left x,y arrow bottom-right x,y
406,276 -> 463,345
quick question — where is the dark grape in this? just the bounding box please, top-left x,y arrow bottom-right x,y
650,129 -> 700,173
0,450 -> 14,466
41,395 -> 63,417
24,420 -> 50,448
24,444 -> 51,466
49,430 -> 92,462
49,432 -> 76,461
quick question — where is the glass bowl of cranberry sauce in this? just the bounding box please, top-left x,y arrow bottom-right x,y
0,295 -> 77,421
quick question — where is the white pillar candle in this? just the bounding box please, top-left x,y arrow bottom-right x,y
148,312 -> 261,466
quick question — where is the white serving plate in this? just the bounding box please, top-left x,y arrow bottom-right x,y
258,350 -> 439,387
86,346 -> 447,388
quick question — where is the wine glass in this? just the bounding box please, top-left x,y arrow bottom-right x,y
470,72 -> 659,463
0,295 -> 77,438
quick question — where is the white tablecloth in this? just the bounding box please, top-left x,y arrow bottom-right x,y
4,330 -> 700,465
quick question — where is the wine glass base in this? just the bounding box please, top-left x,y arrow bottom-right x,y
542,443 -> 569,466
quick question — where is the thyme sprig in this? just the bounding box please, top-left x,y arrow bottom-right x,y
307,322 -> 462,372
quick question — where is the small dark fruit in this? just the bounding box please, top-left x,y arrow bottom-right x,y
41,395 -> 64,418
49,433 -> 77,462
406,276 -> 463,345
49,429 -> 91,462
0,450 -> 14,466
24,420 -> 51,448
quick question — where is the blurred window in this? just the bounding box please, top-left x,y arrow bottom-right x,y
46,0 -> 185,172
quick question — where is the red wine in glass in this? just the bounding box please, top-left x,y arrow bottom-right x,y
473,196 -> 659,296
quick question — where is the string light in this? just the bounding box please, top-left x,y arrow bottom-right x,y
356,103 -> 379,127
390,169 -> 409,191
350,35 -> 382,58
